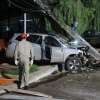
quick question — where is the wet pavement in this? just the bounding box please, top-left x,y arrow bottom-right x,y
1,62 -> 100,100
29,70 -> 100,100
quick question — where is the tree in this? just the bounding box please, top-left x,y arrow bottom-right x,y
52,0 -> 100,33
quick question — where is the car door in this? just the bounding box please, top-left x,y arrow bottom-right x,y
6,34 -> 20,58
27,35 -> 42,60
45,36 -> 64,63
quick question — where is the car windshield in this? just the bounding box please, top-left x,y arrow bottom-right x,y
59,37 -> 68,44
55,35 -> 68,44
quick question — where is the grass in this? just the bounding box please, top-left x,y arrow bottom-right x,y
29,64 -> 39,73
1,64 -> 39,76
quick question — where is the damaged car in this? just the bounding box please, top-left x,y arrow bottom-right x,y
6,33 -> 83,72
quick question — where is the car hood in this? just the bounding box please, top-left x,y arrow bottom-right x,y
63,44 -> 83,54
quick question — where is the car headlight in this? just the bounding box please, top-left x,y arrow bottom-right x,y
78,50 -> 83,56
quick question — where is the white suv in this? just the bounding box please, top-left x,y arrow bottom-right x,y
6,33 -> 82,71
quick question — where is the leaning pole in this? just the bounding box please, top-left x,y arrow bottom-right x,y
34,0 -> 100,60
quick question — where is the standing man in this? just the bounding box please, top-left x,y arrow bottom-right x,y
14,33 -> 34,89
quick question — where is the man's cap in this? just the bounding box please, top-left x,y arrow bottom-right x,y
20,33 -> 29,40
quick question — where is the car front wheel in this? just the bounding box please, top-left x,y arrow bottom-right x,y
65,56 -> 82,73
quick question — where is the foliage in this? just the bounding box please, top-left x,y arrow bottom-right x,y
2,64 -> 39,76
52,0 -> 100,33
95,0 -> 100,32
29,64 -> 39,73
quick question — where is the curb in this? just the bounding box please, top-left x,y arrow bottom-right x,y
0,65 -> 59,99
0,65 -> 58,89
21,65 -> 58,88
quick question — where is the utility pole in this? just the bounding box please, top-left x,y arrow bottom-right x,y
20,13 -> 32,34
24,13 -> 26,33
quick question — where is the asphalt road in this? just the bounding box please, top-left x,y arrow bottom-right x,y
29,70 -> 100,100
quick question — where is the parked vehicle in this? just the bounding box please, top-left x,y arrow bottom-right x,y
6,33 -> 83,72
82,31 -> 100,48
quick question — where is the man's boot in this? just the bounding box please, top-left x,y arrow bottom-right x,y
18,81 -> 21,89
